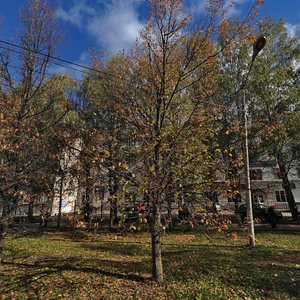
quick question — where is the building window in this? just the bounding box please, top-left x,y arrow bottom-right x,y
282,182 -> 296,189
250,169 -> 263,180
252,194 -> 264,203
275,190 -> 287,202
40,195 -> 48,203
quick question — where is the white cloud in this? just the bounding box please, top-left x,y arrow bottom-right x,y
187,0 -> 207,15
56,0 -> 142,53
56,1 -> 96,28
186,0 -> 250,18
87,0 -> 142,53
292,59 -> 300,71
225,0 -> 250,17
57,0 -> 251,53
285,22 -> 300,38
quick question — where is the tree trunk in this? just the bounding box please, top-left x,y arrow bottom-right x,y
151,204 -> 164,283
279,163 -> 299,223
109,205 -> 114,228
0,204 -> 10,265
109,200 -> 118,228
57,173 -> 64,228
100,189 -> 104,221
166,179 -> 173,230
108,169 -> 118,229
27,200 -> 34,220
0,220 -> 8,265
167,198 -> 173,230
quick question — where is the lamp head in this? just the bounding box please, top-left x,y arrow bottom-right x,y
252,35 -> 266,61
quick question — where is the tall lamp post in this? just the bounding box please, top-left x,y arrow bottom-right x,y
243,35 -> 266,247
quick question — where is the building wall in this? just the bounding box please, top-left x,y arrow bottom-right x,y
220,163 -> 300,211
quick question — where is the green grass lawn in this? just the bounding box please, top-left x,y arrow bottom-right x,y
1,228 -> 299,299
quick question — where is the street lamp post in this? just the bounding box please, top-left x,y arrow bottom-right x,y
243,89 -> 255,246
243,35 -> 266,247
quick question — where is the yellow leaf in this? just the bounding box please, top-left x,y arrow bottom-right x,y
150,165 -> 156,175
103,150 -> 110,158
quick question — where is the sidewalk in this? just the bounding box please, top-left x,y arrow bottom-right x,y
8,216 -> 72,236
254,223 -> 300,231
6,216 -> 300,237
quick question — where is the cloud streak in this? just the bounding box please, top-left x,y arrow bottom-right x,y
186,0 -> 250,18
56,1 -> 96,28
285,22 -> 300,38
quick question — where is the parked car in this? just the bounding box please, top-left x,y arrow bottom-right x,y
238,203 -> 283,223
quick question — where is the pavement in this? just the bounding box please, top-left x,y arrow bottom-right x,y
254,223 -> 300,231
6,216 -> 300,237
7,217 -> 71,236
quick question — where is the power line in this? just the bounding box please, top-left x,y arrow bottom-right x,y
0,61 -> 85,84
0,45 -> 91,79
0,46 -> 89,81
0,39 -> 128,82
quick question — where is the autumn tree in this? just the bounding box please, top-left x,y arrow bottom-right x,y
0,0 -> 63,263
248,19 -> 300,222
79,59 -> 133,228
38,75 -> 79,228
80,0 -> 264,283
214,20 -> 256,213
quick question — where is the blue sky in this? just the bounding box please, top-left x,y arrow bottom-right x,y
1,0 -> 300,78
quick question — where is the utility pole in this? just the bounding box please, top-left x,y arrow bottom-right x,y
243,89 -> 255,246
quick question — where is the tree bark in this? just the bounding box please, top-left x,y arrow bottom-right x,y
109,199 -> 118,228
0,203 -> 10,265
57,172 -> 64,228
166,175 -> 173,230
167,196 -> 173,230
0,220 -> 8,265
108,168 -> 118,229
151,204 -> 164,283
109,205 -> 114,228
27,200 -> 34,220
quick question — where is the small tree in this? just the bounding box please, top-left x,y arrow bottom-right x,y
0,0 -> 63,263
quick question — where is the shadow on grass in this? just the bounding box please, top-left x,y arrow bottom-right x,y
163,243 -> 300,298
8,227 -> 92,246
1,255 -> 148,295
2,230 -> 299,299
80,241 -> 149,257
37,227 -> 92,242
